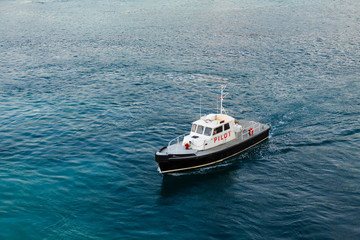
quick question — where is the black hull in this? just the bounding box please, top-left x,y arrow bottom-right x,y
155,128 -> 270,174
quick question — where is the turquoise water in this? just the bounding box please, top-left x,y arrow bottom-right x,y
1,0 -> 360,239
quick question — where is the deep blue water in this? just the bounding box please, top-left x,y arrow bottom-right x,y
1,0 -> 360,239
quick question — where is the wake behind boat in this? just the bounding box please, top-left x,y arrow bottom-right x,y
155,86 -> 270,174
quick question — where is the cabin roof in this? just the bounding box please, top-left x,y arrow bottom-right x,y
192,114 -> 235,128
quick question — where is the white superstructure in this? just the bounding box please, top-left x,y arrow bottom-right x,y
182,113 -> 244,150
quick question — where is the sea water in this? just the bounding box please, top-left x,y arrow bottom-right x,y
0,0 -> 359,239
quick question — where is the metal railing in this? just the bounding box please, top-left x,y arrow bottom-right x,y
168,133 -> 186,148
167,133 -> 187,153
240,121 -> 262,140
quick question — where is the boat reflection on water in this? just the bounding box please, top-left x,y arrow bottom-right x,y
159,164 -> 238,198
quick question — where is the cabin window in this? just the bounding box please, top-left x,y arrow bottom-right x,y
191,124 -> 197,132
224,123 -> 230,131
204,127 -> 212,136
213,125 -> 223,135
196,125 -> 204,134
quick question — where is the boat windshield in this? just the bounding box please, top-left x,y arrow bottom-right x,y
191,124 -> 197,132
196,125 -> 204,134
204,127 -> 212,136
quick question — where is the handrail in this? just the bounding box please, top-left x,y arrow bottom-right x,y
241,122 -> 262,139
167,133 -> 187,154
168,133 -> 187,148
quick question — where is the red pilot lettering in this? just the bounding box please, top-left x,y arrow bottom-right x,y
214,131 -> 232,143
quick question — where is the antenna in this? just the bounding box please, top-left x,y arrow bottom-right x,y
200,94 -> 202,118
220,85 -> 226,114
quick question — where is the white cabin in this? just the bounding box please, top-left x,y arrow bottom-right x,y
182,113 -> 243,151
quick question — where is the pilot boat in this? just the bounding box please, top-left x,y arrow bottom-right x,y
155,86 -> 270,174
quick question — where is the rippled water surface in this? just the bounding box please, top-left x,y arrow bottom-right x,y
1,0 -> 359,239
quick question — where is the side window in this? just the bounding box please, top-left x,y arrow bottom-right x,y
196,125 -> 204,134
204,127 -> 212,136
213,126 -> 223,135
224,123 -> 230,131
191,124 -> 197,132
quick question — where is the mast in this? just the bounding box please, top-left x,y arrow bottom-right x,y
200,94 -> 202,118
220,85 -> 226,114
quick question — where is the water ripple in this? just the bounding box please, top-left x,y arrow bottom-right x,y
1,0 -> 360,239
